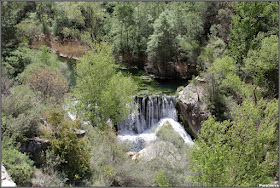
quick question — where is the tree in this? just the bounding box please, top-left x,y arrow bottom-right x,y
190,98 -> 279,186
244,35 -> 279,98
3,46 -> 34,79
73,42 -> 137,126
24,68 -> 69,103
229,2 -> 278,65
147,10 -> 177,65
80,2 -> 105,43
43,108 -> 90,184
1,1 -> 30,45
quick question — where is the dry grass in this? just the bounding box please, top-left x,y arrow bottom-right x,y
52,41 -> 90,58
30,37 -> 90,59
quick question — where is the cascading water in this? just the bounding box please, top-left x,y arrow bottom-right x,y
117,95 -> 178,134
117,95 -> 193,152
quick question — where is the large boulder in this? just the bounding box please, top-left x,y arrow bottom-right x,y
132,141 -> 181,165
1,165 -> 16,187
177,77 -> 209,137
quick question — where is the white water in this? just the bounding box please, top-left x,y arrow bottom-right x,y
117,95 -> 178,134
118,118 -> 194,151
117,95 -> 193,151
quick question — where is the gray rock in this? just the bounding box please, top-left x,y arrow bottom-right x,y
132,141 -> 181,165
177,77 -> 209,137
75,129 -> 86,138
1,165 -> 16,187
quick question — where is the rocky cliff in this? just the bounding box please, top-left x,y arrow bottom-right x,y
177,77 -> 209,137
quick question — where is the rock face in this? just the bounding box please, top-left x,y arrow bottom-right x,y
177,77 -> 209,137
144,62 -> 197,79
20,137 -> 50,166
20,137 -> 50,154
1,165 -> 16,187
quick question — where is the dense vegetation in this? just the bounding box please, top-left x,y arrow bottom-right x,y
1,1 -> 278,187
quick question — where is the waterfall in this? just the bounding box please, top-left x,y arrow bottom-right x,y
117,95 -> 193,152
117,95 -> 178,134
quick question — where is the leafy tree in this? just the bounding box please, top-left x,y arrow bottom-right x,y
16,18 -> 41,43
3,46 -> 34,79
80,2 -> 105,43
43,108 -> 91,184
24,68 -> 69,103
147,10 -> 177,65
73,42 -> 137,126
229,2 -> 278,65
1,1 -> 30,45
155,171 -> 172,187
244,35 -> 279,98
191,98 -> 279,186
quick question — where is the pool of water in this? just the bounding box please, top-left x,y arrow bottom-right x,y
118,68 -> 189,95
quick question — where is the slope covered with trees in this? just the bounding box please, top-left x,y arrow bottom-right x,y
1,1 -> 278,187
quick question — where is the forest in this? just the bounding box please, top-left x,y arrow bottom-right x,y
1,1 -> 279,187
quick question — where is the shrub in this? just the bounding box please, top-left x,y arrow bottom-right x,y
155,171 -> 172,187
157,121 -> 185,148
24,68 -> 69,103
1,85 -> 42,142
43,108 -> 91,184
2,141 -> 35,186
86,126 -> 154,186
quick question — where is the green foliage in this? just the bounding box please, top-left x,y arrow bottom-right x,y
147,10 -> 177,65
3,46 -> 34,79
85,126 -> 155,186
31,168 -> 65,187
155,171 -> 172,187
157,122 -> 185,148
74,42 -> 137,126
2,141 -> 35,186
244,35 -> 279,98
191,99 -> 279,186
16,18 -> 41,42
2,1 -> 29,44
1,85 -> 42,142
229,2 -> 278,64
43,108 -> 91,183
24,68 -> 69,103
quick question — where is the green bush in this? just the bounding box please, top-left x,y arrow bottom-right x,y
1,85 -> 43,142
43,108 -> 91,184
2,142 -> 35,186
155,171 -> 172,187
157,121 -> 185,148
3,46 -> 34,79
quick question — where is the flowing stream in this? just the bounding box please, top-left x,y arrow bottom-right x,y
117,95 -> 193,151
